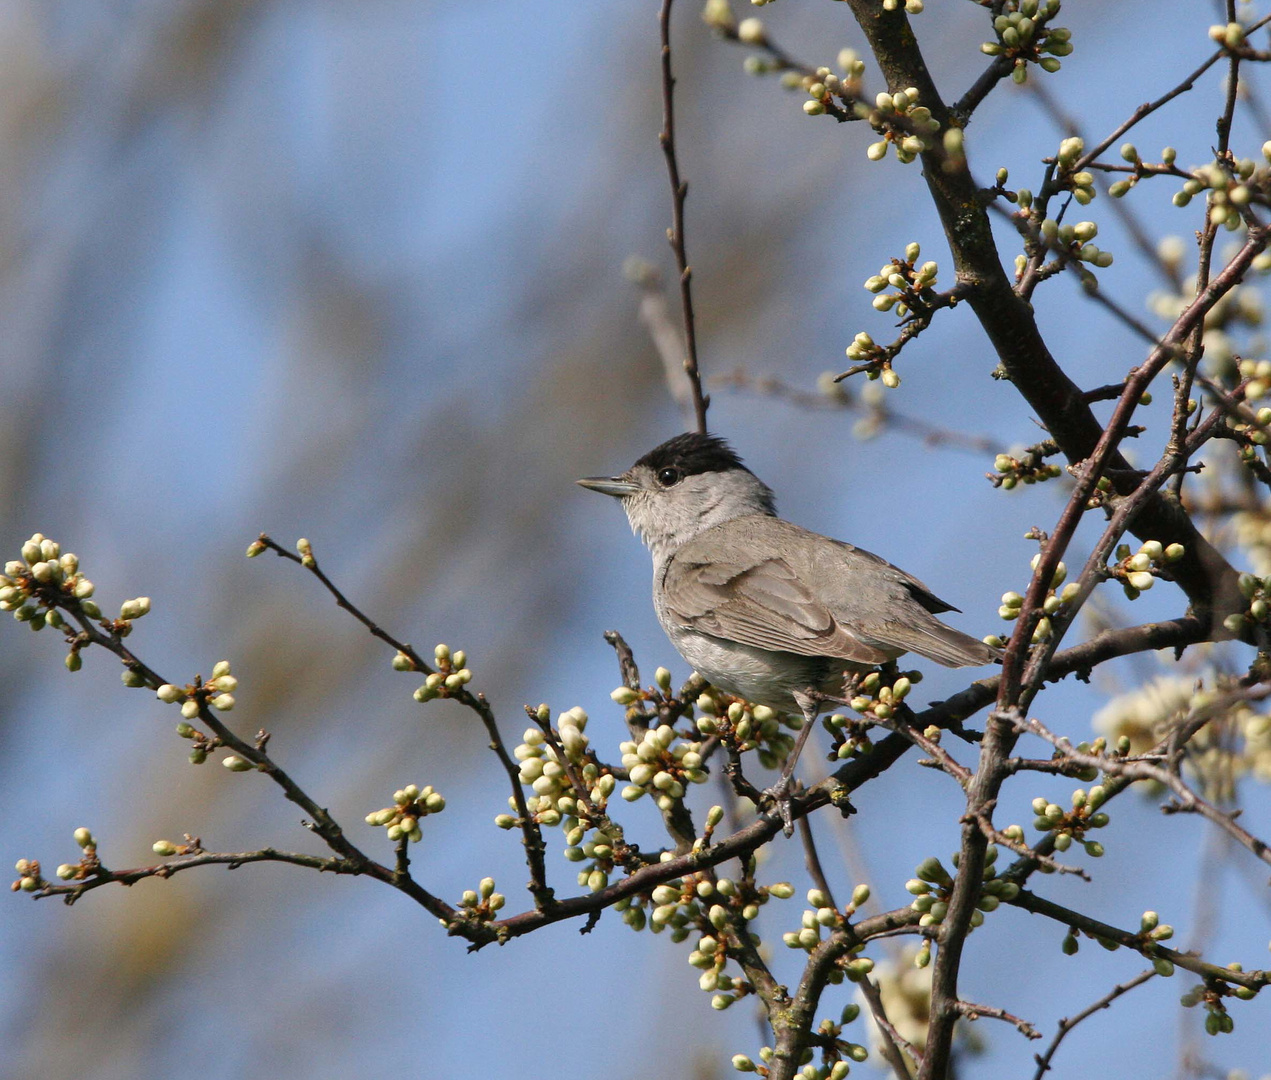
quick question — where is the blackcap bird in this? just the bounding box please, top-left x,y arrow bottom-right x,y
579,432 -> 998,833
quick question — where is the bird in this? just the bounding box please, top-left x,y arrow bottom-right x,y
578,431 -> 999,833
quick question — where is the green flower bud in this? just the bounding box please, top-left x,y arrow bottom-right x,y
916,856 -> 950,884
153,840 -> 177,857
65,652 -> 82,672
1224,613 -> 1250,635
222,755 -> 253,772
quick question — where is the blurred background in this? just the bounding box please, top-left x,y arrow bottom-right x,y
1,1 -> 1268,1077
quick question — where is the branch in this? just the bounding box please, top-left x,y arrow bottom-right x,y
708,367 -> 997,454
1018,385 -> 1240,706
658,0 -> 708,434
1031,970 -> 1157,1080
36,847 -> 366,904
1009,889 -> 1270,992
795,822 -> 916,1080
841,0 -> 1243,643
1013,708 -> 1271,871
255,536 -> 555,910
954,999 -> 1041,1040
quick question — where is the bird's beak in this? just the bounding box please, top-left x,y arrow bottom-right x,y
577,476 -> 640,498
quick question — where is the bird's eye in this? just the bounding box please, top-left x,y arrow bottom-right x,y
657,467 -> 682,487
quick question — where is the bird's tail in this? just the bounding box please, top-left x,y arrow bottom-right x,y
881,619 -> 1002,668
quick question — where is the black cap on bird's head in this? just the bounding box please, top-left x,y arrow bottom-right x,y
632,432 -> 751,480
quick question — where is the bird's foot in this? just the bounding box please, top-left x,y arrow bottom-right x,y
763,774 -> 798,837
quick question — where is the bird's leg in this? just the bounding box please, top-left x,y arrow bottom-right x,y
765,689 -> 824,838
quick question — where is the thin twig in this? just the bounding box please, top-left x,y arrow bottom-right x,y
255,535 -> 555,910
862,984 -> 925,1078
1013,706 -> 1271,870
710,368 -> 997,453
35,847 -> 366,904
954,998 -> 1041,1040
658,0 -> 708,434
1031,970 -> 1157,1080
1009,889 -> 1270,992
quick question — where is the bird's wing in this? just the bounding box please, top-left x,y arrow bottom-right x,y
662,549 -> 894,665
666,516 -> 999,669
